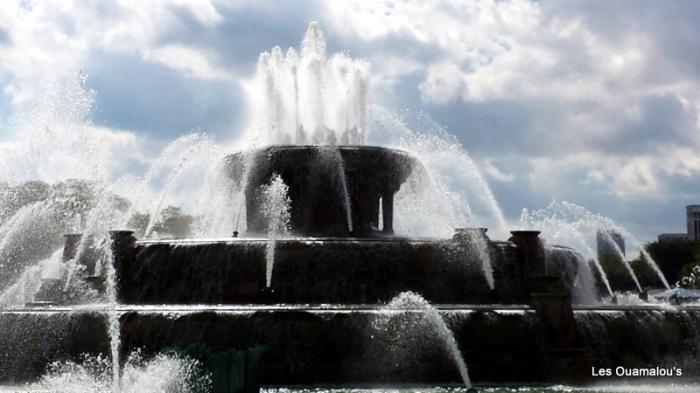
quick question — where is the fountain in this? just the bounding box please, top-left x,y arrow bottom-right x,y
0,22 -> 698,393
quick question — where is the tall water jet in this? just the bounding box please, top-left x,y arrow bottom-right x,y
3,20 -> 697,391
599,229 -> 642,293
0,249 -> 64,306
62,185 -> 127,293
369,106 -> 508,238
378,291 -> 472,387
640,248 -> 670,289
106,239 -> 121,392
571,252 -> 598,304
454,228 -> 494,290
0,201 -> 63,290
520,200 -> 671,295
248,21 -> 368,146
260,174 -> 291,288
141,134 -> 219,240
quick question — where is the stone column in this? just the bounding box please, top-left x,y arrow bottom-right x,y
529,276 -> 591,383
381,192 -> 394,235
109,230 -> 136,301
509,230 -> 546,276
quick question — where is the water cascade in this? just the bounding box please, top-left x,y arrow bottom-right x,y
368,106 -> 509,238
0,21 -> 695,391
599,229 -> 642,293
260,174 -> 291,288
520,200 -> 669,295
379,291 -> 472,387
29,352 -> 211,393
320,146 -> 354,234
250,22 -> 368,146
104,242 -> 121,392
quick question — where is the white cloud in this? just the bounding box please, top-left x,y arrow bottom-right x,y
0,0 -> 229,107
482,160 -> 515,182
142,44 -> 233,81
325,0 -> 700,211
0,0 -> 698,239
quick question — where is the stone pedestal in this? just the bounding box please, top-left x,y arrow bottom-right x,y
226,146 -> 415,237
530,276 -> 590,383
509,230 -> 546,276
110,230 -> 136,284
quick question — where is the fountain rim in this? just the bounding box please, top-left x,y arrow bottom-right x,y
134,236 -> 448,246
4,303 -> 696,314
228,144 -> 415,157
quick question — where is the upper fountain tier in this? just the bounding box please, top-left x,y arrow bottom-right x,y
225,145 -> 416,237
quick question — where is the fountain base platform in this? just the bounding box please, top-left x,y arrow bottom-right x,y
1,304 -> 699,386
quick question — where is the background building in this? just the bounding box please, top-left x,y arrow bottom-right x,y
658,233 -> 688,242
688,205 -> 700,241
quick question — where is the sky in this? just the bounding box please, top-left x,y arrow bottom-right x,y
0,0 -> 698,242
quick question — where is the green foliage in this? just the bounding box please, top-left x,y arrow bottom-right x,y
598,254 -> 638,291
156,206 -> 194,238
127,212 -> 150,237
0,180 -> 50,220
629,257 -> 662,288
645,239 -> 700,286
0,179 -> 129,223
127,206 -> 194,239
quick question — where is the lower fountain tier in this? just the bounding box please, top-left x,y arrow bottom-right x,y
115,237 -> 580,305
2,306 -> 699,385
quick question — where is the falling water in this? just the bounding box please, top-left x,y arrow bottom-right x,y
599,229 -> 642,293
380,291 -> 472,387
0,249 -> 64,306
369,106 -> 509,239
102,238 -> 122,392
245,22 -> 510,242
29,352 -> 211,393
521,200 -> 670,295
640,247 -> 670,289
0,201 -> 63,290
0,67 -> 221,390
63,186 -> 125,292
260,174 -> 291,287
319,147 -> 354,234
455,228 -> 494,289
142,135 -> 219,239
572,253 -> 599,304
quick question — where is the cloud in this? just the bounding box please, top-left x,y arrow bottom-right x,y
325,1 -> 700,238
0,0 -> 699,241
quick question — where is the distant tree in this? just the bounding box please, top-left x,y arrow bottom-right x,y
0,180 -> 50,220
127,212 -> 150,237
645,240 -> 700,286
598,254 -> 638,292
629,257 -> 662,289
156,206 -> 194,238
127,206 -> 194,239
0,179 -> 130,225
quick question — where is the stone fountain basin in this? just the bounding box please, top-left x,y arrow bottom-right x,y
225,145 -> 416,237
2,304 -> 699,385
